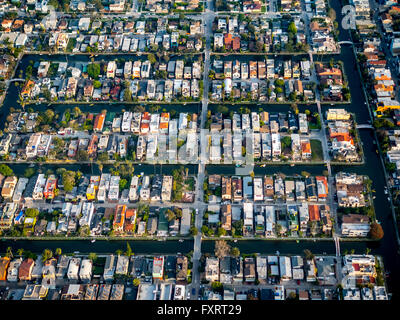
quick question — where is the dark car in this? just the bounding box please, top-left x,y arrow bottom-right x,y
192,288 -> 196,295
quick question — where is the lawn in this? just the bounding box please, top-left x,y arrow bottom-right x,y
66,38 -> 77,52
310,140 -> 323,161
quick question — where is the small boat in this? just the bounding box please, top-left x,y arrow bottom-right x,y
260,164 -> 266,168
234,240 -> 238,243
91,239 -> 96,243
296,240 -> 299,243
179,239 -> 184,243
290,163 -> 295,167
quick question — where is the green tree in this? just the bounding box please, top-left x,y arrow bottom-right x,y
25,208 -> 39,218
87,63 -> 101,79
133,278 -> 140,286
0,164 -> 13,176
211,281 -> 223,293
123,89 -> 132,102
125,242 -> 133,257
42,249 -> 53,262
61,170 -> 76,192
24,168 -> 35,178
288,22 -> 297,34
17,248 -> 24,257
55,248 -> 62,256
301,171 -> 311,178
119,178 -> 128,191
88,252 -> 98,262
5,247 -> 13,258
77,150 -> 89,161
190,226 -> 198,236
148,53 -> 156,64
230,247 -> 240,257
217,227 -> 227,237
93,80 -> 102,88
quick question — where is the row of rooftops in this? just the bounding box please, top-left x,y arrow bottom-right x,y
207,200 -> 332,238
208,174 -> 329,203
20,58 -> 202,102
0,253 -> 388,300
212,58 -> 311,81
0,253 -> 188,284
5,110 -> 198,135
204,254 -> 386,291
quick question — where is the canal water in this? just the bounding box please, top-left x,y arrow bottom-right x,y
0,0 -> 399,294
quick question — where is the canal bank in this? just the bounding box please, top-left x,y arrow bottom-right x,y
0,238 -> 377,256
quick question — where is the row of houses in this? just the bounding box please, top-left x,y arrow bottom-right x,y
205,254 -> 336,284
21,59 -> 202,102
211,78 -> 314,102
212,58 -> 311,80
0,172 -> 57,204
213,15 -> 307,53
210,111 -> 309,134
0,13 -> 204,53
208,131 -> 313,162
0,253 -> 187,283
143,0 -> 201,13
207,174 -> 329,203
205,202 -> 332,238
5,110 -> 197,135
358,26 -> 400,116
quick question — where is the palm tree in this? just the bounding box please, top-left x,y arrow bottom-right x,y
42,249 -> 53,262
6,247 -> 13,259
17,248 -> 24,257
125,243 -> 133,257
115,249 -> 123,256
55,248 -> 62,257
304,249 -> 314,260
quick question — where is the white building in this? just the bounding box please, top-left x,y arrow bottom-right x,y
79,259 -> 93,281
67,258 -> 81,280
